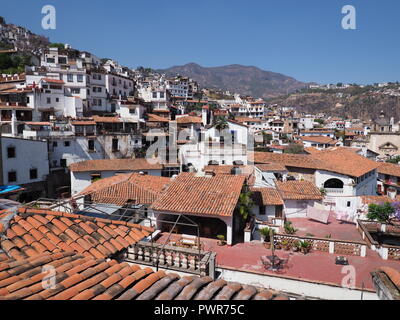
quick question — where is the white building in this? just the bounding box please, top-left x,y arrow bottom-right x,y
179,119 -> 251,172
0,136 -> 49,201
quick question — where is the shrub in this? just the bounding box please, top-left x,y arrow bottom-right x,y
284,221 -> 298,235
367,202 -> 394,224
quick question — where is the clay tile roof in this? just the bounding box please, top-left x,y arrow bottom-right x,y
250,187 -> 284,206
71,120 -> 96,126
235,117 -> 262,123
0,208 -> 152,261
255,163 -> 288,172
80,173 -> 171,206
378,162 -> 400,178
173,116 -> 202,124
42,78 -> 65,84
299,135 -> 338,144
147,114 -> 170,123
69,158 -> 163,172
254,149 -> 379,178
303,147 -> 321,154
379,267 -> 400,289
0,252 -> 292,300
92,116 -> 120,123
151,173 -> 246,217
310,148 -> 380,178
275,181 -> 323,200
203,165 -> 254,177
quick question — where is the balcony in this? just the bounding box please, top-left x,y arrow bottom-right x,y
325,188 -> 344,195
126,241 -> 216,278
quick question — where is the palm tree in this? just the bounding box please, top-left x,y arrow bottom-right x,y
238,188 -> 254,222
214,116 -> 229,131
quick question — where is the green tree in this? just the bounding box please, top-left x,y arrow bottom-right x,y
386,156 -> 400,164
49,43 -> 65,49
238,188 -> 254,222
214,116 -> 229,130
367,202 -> 394,224
284,143 -> 304,154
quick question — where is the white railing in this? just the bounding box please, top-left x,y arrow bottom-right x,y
325,188 -> 344,194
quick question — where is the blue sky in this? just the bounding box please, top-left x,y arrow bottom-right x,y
1,0 -> 399,84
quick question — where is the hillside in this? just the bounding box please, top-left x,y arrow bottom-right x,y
269,85 -> 400,121
158,63 -> 310,98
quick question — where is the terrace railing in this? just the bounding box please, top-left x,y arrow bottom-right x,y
274,234 -> 367,257
126,241 -> 217,279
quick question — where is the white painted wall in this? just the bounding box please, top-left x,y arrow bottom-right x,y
1,137 -> 49,185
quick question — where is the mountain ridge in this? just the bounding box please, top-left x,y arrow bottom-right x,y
157,63 -> 312,98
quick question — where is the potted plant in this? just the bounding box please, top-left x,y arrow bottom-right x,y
298,241 -> 312,254
217,235 -> 226,246
259,227 -> 271,242
292,243 -> 299,252
284,221 -> 298,235
282,240 -> 290,251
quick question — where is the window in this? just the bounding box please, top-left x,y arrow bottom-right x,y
67,74 -> 73,82
46,57 -> 55,63
7,146 -> 15,158
71,88 -> 80,94
56,98 -> 59,103
60,159 -> 67,168
8,171 -> 17,183
58,57 -> 67,64
47,97 -> 51,104
112,139 -> 119,152
64,141 -> 70,147
77,75 -> 84,82
152,92 -> 157,99
347,201 -> 351,207
30,169 -> 38,180
160,92 -> 165,98
88,140 -> 95,151
53,142 -> 58,147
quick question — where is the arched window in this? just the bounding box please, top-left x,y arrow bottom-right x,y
324,179 -> 344,189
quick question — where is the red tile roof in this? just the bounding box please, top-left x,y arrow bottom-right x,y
69,158 -> 163,172
250,187 -> 284,206
147,114 -> 170,123
42,78 -> 65,85
92,116 -> 120,123
204,165 -> 254,177
276,181 -> 323,200
71,120 -> 96,126
0,208 -> 152,261
255,163 -> 288,172
81,173 -> 171,206
378,162 -> 400,178
299,135 -> 338,145
174,116 -> 202,124
254,148 -> 379,178
151,173 -> 246,217
0,252 -> 289,300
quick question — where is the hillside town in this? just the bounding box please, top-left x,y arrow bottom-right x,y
0,17 -> 400,302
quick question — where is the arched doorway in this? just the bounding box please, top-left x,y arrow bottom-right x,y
324,178 -> 344,189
